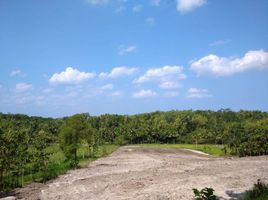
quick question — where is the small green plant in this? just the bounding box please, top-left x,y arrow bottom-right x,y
193,187 -> 218,200
243,179 -> 268,200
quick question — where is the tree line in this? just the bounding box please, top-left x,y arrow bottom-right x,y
91,109 -> 268,157
0,109 -> 268,191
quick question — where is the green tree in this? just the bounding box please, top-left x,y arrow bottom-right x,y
32,129 -> 52,181
85,125 -> 99,157
59,114 -> 89,168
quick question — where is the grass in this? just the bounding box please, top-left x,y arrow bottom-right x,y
136,144 -> 229,156
46,143 -> 118,168
78,144 -> 119,167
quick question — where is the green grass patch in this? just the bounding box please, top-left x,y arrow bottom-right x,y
78,144 -> 119,168
46,144 -> 118,168
136,144 -> 229,156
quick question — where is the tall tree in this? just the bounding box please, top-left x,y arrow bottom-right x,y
32,129 -> 52,181
59,114 -> 89,168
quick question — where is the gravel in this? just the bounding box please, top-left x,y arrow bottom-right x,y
10,146 -> 268,200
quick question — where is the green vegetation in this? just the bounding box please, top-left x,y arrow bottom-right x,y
1,109 -> 268,191
137,144 -> 228,156
242,180 -> 268,200
0,142 -> 118,191
0,113 -> 118,191
59,114 -> 94,168
193,187 -> 218,200
192,180 -> 268,200
94,110 -> 268,157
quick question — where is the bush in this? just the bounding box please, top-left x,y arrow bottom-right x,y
193,187 -> 218,200
243,179 -> 268,200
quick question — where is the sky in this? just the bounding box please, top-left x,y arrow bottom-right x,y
0,0 -> 268,117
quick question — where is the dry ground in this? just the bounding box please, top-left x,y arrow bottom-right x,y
10,146 -> 268,200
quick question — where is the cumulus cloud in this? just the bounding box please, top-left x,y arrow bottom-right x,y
110,91 -> 123,97
49,67 -> 96,84
15,83 -> 33,92
132,89 -> 158,99
190,50 -> 268,76
159,81 -> 180,89
134,65 -> 186,89
118,45 -> 137,55
176,0 -> 206,13
99,66 -> 137,79
86,0 -> 109,5
10,69 -> 26,77
10,70 -> 21,77
187,88 -> 212,98
101,84 -> 114,90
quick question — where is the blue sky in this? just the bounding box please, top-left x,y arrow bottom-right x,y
0,0 -> 268,117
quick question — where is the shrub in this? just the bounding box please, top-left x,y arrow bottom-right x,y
193,187 -> 218,200
243,179 -> 268,200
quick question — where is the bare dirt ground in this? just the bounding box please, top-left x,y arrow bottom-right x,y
11,146 -> 268,200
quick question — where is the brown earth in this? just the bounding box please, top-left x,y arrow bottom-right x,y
8,146 -> 268,200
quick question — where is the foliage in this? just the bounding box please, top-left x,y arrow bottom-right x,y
92,110 -> 268,157
193,187 -> 218,200
31,130 -> 53,182
59,114 -> 92,168
242,180 -> 268,200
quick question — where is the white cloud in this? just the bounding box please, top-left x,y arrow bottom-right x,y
187,88 -> 212,98
209,39 -> 230,47
145,17 -> 155,25
99,66 -> 137,79
110,91 -> 123,96
136,65 -> 185,83
134,65 -> 186,89
15,83 -> 33,92
42,88 -> 54,93
159,81 -> 180,89
10,70 -> 21,77
132,89 -> 158,99
176,0 -> 206,13
190,50 -> 268,76
14,94 -> 45,105
150,0 -> 161,6
86,0 -> 109,5
118,45 -> 137,55
49,67 -> 96,84
133,4 -> 143,12
10,69 -> 26,77
101,84 -> 114,90
164,91 -> 180,97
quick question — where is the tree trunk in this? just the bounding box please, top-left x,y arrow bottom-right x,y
75,150 -> 77,169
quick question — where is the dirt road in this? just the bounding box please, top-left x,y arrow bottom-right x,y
14,146 -> 268,200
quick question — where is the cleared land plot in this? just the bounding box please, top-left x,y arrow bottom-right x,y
12,146 -> 268,200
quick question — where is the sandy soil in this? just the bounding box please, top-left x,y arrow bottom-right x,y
10,146 -> 268,200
